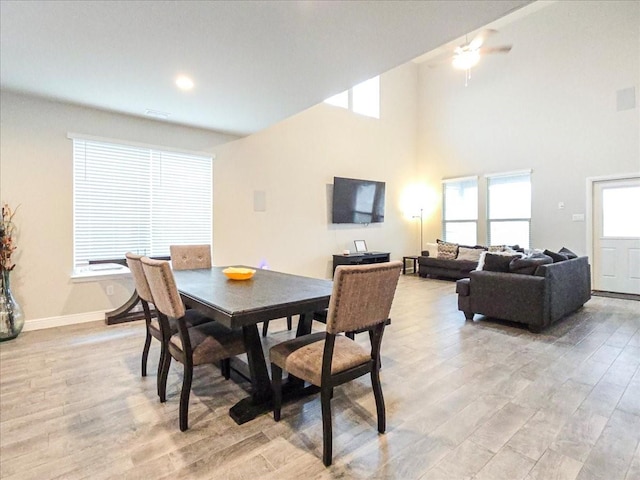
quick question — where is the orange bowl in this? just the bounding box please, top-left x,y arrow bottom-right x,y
222,267 -> 256,280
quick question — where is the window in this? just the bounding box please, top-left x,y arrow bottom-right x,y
323,76 -> 380,118
72,136 -> 212,265
442,176 -> 478,245
602,186 -> 640,237
487,171 -> 531,248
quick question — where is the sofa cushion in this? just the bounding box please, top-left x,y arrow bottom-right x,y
437,240 -> 458,259
544,249 -> 569,263
482,253 -> 521,272
509,252 -> 553,275
419,257 -> 477,271
559,247 -> 578,259
457,246 -> 484,262
423,242 -> 438,258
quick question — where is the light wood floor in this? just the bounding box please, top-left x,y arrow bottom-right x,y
1,276 -> 639,479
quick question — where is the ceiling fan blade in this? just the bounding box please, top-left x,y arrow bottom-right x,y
479,45 -> 512,55
468,28 -> 497,50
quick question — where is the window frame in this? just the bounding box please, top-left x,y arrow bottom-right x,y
323,75 -> 380,119
442,176 -> 478,245
70,133 -> 213,266
485,170 -> 532,248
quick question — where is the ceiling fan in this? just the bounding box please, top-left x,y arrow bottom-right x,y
448,29 -> 512,85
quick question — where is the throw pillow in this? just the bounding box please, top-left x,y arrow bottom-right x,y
423,242 -> 438,258
559,247 -> 578,259
509,252 -> 553,275
488,245 -> 507,252
482,252 -> 522,272
457,246 -> 484,262
437,240 -> 458,259
544,249 -> 569,263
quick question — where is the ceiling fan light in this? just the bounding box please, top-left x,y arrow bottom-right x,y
452,50 -> 480,70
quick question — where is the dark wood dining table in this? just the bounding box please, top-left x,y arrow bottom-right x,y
173,266 -> 333,424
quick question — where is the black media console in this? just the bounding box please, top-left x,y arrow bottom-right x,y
332,252 -> 391,273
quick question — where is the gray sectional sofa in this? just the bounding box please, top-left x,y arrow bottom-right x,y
456,256 -> 591,332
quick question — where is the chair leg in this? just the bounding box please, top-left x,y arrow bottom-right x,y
141,331 -> 152,377
158,346 -> 171,403
371,367 -> 386,434
179,364 -> 193,432
321,386 -> 333,466
262,320 -> 269,337
271,363 -> 282,421
286,316 -> 292,331
221,358 -> 231,380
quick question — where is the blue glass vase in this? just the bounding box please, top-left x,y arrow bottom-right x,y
0,270 -> 24,342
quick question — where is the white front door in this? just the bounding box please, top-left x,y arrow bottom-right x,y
592,176 -> 640,294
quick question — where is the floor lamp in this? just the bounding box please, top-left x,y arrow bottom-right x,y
412,208 -> 424,254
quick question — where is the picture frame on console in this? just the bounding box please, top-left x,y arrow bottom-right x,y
354,240 -> 367,253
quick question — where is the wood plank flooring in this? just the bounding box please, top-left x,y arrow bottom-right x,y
1,275 -> 639,479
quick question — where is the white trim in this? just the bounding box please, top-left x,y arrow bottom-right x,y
22,310 -> 108,332
71,263 -> 131,282
442,175 -> 478,184
484,169 -> 532,178
586,172 -> 640,287
67,132 -> 215,159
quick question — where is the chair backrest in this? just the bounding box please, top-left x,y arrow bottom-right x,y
170,244 -> 212,270
125,252 -> 153,303
140,257 -> 186,319
325,261 -> 402,335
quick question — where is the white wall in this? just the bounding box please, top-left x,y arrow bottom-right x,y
417,0 -> 640,253
212,63 -> 419,278
0,91 -> 238,325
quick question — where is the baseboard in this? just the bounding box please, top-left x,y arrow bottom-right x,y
23,310 -> 107,331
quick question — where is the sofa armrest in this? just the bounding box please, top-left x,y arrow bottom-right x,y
535,256 -> 591,321
468,270 -> 546,325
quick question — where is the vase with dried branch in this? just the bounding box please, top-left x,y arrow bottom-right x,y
1,203 -> 24,341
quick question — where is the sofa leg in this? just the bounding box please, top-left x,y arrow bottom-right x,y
463,311 -> 474,321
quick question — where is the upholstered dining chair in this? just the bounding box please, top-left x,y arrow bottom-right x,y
140,257 -> 246,431
126,252 -> 214,399
269,261 -> 402,466
170,244 -> 212,270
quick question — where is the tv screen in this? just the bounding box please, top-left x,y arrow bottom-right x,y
332,176 -> 385,224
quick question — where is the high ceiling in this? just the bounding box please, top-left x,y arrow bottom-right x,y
0,0 -> 532,136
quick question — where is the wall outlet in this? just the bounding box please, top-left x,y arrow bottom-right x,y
572,213 -> 585,222
558,202 -> 565,209
106,285 -> 114,296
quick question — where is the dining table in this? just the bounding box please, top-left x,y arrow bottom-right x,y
173,266 -> 333,424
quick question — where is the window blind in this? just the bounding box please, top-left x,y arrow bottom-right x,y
73,137 -> 212,265
442,176 -> 478,245
487,171 -> 531,248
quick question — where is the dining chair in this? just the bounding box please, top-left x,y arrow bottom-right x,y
170,244 -> 212,270
140,256 -> 246,431
269,261 -> 402,466
261,316 -> 293,337
126,252 -> 215,400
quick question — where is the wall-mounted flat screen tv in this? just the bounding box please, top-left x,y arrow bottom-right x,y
332,176 -> 385,224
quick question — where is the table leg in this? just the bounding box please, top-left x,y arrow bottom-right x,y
228,312 -> 320,425
229,324 -> 272,424
295,312 -> 313,337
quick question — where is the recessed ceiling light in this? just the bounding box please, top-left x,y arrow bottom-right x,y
176,75 -> 194,90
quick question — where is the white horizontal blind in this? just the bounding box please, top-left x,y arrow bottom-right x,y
73,138 -> 212,264
487,172 -> 531,248
442,177 -> 478,245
